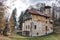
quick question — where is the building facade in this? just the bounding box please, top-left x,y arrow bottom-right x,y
22,6 -> 53,36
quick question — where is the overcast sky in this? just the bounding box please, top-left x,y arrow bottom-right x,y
16,0 -> 58,18
2,0 -> 60,21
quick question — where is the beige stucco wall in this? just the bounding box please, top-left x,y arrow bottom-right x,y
29,21 -> 46,36
22,20 -> 31,31
32,14 -> 47,23
22,14 -> 53,36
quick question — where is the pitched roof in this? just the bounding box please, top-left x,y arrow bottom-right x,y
28,8 -> 50,18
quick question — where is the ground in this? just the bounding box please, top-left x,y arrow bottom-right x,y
0,33 -> 60,40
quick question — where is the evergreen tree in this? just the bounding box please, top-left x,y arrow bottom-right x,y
19,12 -> 24,30
18,9 -> 32,30
3,8 -> 17,36
12,8 -> 17,26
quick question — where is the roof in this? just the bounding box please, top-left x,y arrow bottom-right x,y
28,8 -> 50,18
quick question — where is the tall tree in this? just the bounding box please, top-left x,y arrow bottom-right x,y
19,12 -> 24,30
12,8 -> 17,27
18,9 -> 32,30
3,19 -> 10,36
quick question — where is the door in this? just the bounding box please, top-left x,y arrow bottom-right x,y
25,31 -> 29,36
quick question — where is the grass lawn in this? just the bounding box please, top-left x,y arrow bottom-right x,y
11,33 -> 60,40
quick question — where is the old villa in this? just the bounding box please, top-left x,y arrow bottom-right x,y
22,6 -> 53,36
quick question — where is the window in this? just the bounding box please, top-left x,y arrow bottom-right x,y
46,26 -> 49,31
50,22 -> 53,24
28,25 -> 30,29
49,20 -> 53,24
34,25 -> 36,29
26,25 -> 30,29
37,32 -> 39,35
26,26 -> 27,29
46,26 -> 47,31
46,21 -> 47,23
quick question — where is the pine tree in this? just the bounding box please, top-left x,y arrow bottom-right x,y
12,8 -> 17,26
19,12 -> 24,30
18,9 -> 32,30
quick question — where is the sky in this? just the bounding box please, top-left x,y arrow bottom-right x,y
30,0 -> 54,3
15,0 -> 58,19
1,0 -> 60,21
